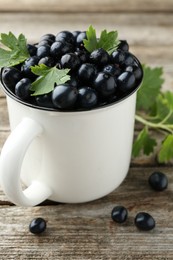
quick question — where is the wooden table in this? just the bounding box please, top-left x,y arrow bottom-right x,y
0,1 -> 173,259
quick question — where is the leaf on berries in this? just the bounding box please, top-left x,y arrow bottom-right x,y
132,127 -> 157,157
83,25 -> 119,54
158,134 -> 173,163
97,30 -> 120,54
83,25 -> 98,53
30,64 -> 70,96
136,65 -> 164,111
0,32 -> 29,68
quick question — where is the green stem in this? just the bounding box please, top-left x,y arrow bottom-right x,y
135,114 -> 173,134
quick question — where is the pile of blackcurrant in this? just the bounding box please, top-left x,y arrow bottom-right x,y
1,30 -> 143,111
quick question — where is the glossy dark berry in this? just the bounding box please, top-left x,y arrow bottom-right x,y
78,63 -> 97,83
56,31 -> 75,44
35,93 -> 54,108
118,40 -> 129,52
76,32 -> 87,48
72,31 -> 81,39
38,56 -> 55,67
38,39 -> 54,46
22,56 -> 39,79
117,71 -> 136,92
52,84 -> 78,109
90,48 -> 110,66
111,50 -> 125,65
77,87 -> 98,109
103,64 -> 121,77
148,172 -> 168,191
135,212 -> 155,231
40,33 -> 55,42
61,53 -> 80,70
122,52 -> 135,67
50,41 -> 74,59
111,206 -> 128,223
94,72 -> 117,98
75,50 -> 89,63
15,78 -> 32,100
126,65 -> 143,82
27,44 -> 37,56
29,217 -> 47,234
37,45 -> 50,59
1,67 -> 23,91
67,75 -> 79,88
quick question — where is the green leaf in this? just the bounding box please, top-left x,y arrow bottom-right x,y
83,25 -> 98,53
97,30 -> 119,54
30,64 -> 70,96
0,32 -> 29,67
132,127 -> 157,157
83,25 -> 119,54
158,134 -> 173,163
136,65 -> 164,111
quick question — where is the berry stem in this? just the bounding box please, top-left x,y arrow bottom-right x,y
135,114 -> 173,134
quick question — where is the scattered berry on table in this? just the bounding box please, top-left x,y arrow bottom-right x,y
29,217 -> 47,234
148,171 -> 168,191
111,206 -> 128,223
134,212 -> 155,231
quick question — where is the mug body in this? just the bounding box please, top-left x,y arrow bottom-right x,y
6,91 -> 137,203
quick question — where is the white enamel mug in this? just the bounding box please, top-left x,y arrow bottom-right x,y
0,75 -> 142,206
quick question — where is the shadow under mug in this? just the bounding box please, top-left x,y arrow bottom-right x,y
0,65 -> 143,206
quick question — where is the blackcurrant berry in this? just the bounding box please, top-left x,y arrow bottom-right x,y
94,72 -> 117,98
148,172 -> 168,191
29,217 -> 47,234
67,75 -> 79,88
50,41 -> 74,59
22,56 -> 39,79
37,45 -> 50,59
40,33 -> 55,42
135,212 -> 155,231
90,48 -> 110,66
118,40 -> 129,52
117,71 -> 136,92
111,50 -> 125,65
15,78 -> 32,100
122,52 -> 135,67
111,206 -> 128,223
1,67 -> 23,91
75,50 -> 89,63
76,31 -> 87,48
35,93 -> 54,108
52,84 -> 78,109
78,63 -> 97,83
72,31 -> 81,40
126,65 -> 143,82
55,31 -> 75,44
38,56 -> 55,67
60,53 -> 80,70
103,64 -> 121,77
38,40 -> 53,47
77,87 -> 98,109
27,44 -> 37,56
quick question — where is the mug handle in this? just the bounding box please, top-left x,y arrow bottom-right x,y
0,117 -> 52,206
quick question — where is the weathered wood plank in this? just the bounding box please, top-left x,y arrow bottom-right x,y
0,13 -> 173,46
0,167 -> 173,259
0,0 -> 173,12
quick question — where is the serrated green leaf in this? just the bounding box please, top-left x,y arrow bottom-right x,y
83,25 -> 98,53
97,30 -> 119,54
0,32 -> 29,67
132,127 -> 157,157
83,25 -> 119,54
30,64 -> 70,96
158,134 -> 173,163
136,65 -> 164,111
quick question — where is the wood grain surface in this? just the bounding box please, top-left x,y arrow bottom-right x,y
0,0 -> 173,12
0,1 -> 173,259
